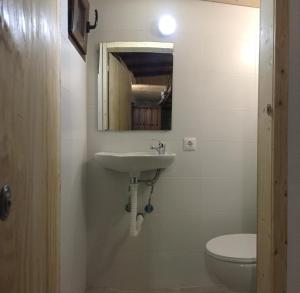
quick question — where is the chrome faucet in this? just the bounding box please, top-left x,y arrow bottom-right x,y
150,140 -> 166,155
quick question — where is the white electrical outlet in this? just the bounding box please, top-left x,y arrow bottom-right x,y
183,137 -> 197,151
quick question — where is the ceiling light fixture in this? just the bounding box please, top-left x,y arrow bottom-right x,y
158,15 -> 177,36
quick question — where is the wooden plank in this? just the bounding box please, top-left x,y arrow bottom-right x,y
108,53 -> 120,130
257,0 -> 288,292
257,0 -> 275,290
272,0 -> 288,291
108,53 -> 132,130
201,0 -> 260,8
118,61 -> 132,130
0,0 -> 60,292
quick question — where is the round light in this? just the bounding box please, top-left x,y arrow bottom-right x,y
158,15 -> 177,36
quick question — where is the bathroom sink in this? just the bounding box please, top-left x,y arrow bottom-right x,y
95,151 -> 176,174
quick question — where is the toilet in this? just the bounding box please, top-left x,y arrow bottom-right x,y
206,234 -> 256,293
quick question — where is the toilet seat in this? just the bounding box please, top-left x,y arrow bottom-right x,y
206,234 -> 256,264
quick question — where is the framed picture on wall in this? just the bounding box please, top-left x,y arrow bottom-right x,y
68,0 -> 89,58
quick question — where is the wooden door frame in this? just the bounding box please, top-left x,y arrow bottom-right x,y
257,0 -> 288,292
202,0 -> 289,292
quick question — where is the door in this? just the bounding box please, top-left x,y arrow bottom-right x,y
0,1 -> 60,293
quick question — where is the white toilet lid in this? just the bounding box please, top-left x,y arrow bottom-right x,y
206,234 -> 256,264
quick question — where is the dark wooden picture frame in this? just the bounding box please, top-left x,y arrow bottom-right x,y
68,0 -> 89,59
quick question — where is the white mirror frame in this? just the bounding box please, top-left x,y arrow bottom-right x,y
97,42 -> 174,131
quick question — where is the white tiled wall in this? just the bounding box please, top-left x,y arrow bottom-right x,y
86,0 -> 259,292
288,0 -> 300,291
60,0 -> 87,292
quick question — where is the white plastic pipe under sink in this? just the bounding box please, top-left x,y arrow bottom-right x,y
129,182 -> 144,237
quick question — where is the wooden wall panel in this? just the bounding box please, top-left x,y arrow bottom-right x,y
257,0 -> 288,292
132,107 -> 161,130
109,53 -> 120,130
272,0 -> 288,291
0,0 -> 60,292
257,0 -> 274,291
118,60 -> 132,130
108,53 -> 132,130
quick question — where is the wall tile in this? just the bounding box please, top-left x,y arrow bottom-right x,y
60,9 -> 88,293
86,0 -> 259,291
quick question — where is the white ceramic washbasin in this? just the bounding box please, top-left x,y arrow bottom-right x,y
95,151 -> 176,173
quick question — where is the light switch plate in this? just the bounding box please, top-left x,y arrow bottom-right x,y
183,137 -> 197,151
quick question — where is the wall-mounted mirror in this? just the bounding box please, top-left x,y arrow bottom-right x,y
98,42 -> 174,131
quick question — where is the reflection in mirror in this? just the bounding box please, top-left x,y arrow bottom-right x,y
98,42 -> 174,131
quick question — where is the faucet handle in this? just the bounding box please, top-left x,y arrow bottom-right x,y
158,141 -> 165,148
150,140 -> 166,154
150,139 -> 161,147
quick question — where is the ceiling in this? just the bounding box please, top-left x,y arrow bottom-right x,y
115,52 -> 173,78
